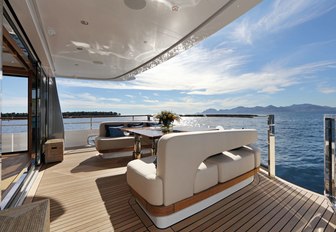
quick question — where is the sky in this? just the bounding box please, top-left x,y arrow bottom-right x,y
3,0 -> 336,114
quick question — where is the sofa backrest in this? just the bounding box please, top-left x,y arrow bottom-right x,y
156,129 -> 258,206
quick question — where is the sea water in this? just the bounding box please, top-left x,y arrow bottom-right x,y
1,112 -> 326,194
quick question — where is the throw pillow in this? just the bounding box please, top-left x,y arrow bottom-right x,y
108,127 -> 125,138
105,124 -> 124,137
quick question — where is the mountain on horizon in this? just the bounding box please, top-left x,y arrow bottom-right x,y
202,104 -> 336,114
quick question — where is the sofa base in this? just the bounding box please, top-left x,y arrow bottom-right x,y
132,168 -> 258,229
99,148 -> 152,159
138,176 -> 254,229
100,151 -> 133,159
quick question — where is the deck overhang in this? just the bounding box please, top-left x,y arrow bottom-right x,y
5,0 -> 260,81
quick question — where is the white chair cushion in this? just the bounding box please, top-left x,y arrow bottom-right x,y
194,160 -> 218,194
208,145 -> 259,183
127,156 -> 163,206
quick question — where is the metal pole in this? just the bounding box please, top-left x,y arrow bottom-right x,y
268,114 -> 276,178
0,0 -> 3,203
324,115 -> 336,211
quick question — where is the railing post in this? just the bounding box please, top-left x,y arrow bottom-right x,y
147,115 -> 151,121
90,117 -> 93,130
268,114 -> 276,178
324,115 -> 336,211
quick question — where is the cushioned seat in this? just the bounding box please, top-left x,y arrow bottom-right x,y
194,160 -> 218,193
95,136 -> 134,151
95,121 -> 154,158
127,156 -> 163,206
208,145 -> 260,183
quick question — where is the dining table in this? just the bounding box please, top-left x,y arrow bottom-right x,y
122,126 -> 215,159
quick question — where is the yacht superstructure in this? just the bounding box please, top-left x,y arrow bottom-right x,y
0,0 -> 335,231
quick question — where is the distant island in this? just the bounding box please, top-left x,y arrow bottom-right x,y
1,111 -> 121,119
62,111 -> 120,118
202,104 -> 336,114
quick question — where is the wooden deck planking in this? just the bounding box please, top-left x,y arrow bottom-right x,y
31,147 -> 336,231
233,179 -> 299,231
198,176 -> 288,231
207,177 -> 290,231
247,186 -> 306,231
171,176 -> 267,231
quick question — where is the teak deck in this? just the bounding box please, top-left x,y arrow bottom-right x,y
30,147 -> 336,231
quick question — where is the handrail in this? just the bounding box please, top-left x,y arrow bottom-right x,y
324,115 -> 336,212
2,113 -> 275,177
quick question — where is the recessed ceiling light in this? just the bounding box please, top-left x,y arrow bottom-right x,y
93,60 -> 103,65
80,20 -> 89,25
47,27 -> 56,36
172,5 -> 179,11
124,0 -> 146,10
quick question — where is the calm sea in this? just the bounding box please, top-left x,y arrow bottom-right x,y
1,112 -> 326,194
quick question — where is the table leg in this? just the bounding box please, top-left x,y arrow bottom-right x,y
133,134 -> 142,159
151,138 -> 157,156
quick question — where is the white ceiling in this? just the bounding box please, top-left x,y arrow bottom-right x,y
7,0 -> 260,81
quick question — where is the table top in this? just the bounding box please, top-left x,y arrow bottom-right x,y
122,127 -> 167,139
122,126 -> 215,139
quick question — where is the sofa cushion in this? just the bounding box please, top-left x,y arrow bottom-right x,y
107,127 -> 125,138
194,160 -> 218,194
127,123 -> 144,128
127,156 -> 163,206
156,129 -> 258,206
105,125 -> 124,137
207,145 -> 259,183
95,136 -> 135,152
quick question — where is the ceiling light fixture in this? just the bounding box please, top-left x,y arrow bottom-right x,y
47,27 -> 56,36
172,5 -> 179,11
124,0 -> 146,10
80,20 -> 89,25
93,60 -> 103,65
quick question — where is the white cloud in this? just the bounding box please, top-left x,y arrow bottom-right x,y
318,86 -> 336,94
230,0 -> 336,44
58,89 -> 258,114
144,99 -> 159,103
2,97 -> 27,112
57,47 -> 336,96
59,92 -> 122,111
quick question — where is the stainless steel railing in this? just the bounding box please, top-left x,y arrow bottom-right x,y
1,114 -> 276,176
324,115 -> 336,211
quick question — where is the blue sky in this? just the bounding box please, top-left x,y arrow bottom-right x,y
3,0 -> 336,114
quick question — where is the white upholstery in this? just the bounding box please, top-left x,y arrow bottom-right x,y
127,156 -> 163,206
208,145 -> 260,183
127,129 -> 260,228
95,136 -> 134,151
95,121 -> 153,157
194,160 -> 218,194
156,129 -> 257,206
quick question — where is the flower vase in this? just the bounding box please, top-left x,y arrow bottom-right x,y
161,124 -> 173,133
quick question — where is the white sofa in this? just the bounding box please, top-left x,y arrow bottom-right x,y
95,121 -> 153,159
127,129 -> 260,228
